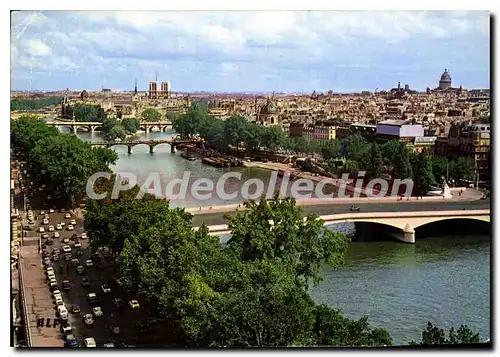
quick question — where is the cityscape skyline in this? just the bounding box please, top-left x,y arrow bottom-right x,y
11,11 -> 491,93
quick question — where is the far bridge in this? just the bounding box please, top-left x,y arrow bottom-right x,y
90,138 -> 205,154
47,120 -> 172,134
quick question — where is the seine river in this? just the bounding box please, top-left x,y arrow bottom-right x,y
74,129 -> 490,345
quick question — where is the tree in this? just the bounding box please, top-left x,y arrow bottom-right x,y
30,134 -> 116,207
108,125 -> 127,140
449,157 -> 475,182
343,159 -> 360,176
73,103 -> 98,122
365,143 -> 384,179
320,140 -> 342,161
412,151 -> 435,196
11,97 -> 63,111
346,134 -> 369,163
392,145 -> 413,179
224,115 -> 249,152
380,140 -> 405,172
141,108 -> 162,122
121,118 -> 140,134
410,322 -> 481,345
431,156 -> 449,183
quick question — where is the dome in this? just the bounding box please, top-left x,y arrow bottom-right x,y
260,99 -> 277,114
440,69 -> 451,82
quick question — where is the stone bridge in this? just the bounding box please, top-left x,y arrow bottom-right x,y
47,120 -> 172,134
198,209 -> 490,244
90,138 -> 205,154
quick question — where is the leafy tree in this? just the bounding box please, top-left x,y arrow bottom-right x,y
392,145 -> 413,179
380,140 -> 405,171
260,125 -> 285,152
411,150 -> 435,196
343,159 -> 360,176
366,143 -> 384,179
73,103 -> 98,122
108,124 -> 127,140
320,140 -> 342,161
346,134 -> 369,163
11,96 -> 63,111
102,118 -> 119,133
121,118 -> 140,134
141,108 -> 162,122
431,156 -> 449,183
410,322 -> 481,345
11,116 -> 60,156
450,157 -> 475,182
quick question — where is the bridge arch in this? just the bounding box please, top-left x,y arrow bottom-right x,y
129,143 -> 151,153
412,216 -> 490,229
152,143 -> 173,152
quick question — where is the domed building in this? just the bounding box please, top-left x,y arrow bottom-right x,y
439,69 -> 452,90
258,98 -> 279,126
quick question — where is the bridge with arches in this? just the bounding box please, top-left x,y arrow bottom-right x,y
198,209 -> 490,244
90,138 -> 205,154
47,120 -> 173,134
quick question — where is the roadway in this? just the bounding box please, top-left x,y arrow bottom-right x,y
190,199 -> 491,227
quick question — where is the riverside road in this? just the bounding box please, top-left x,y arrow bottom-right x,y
190,199 -> 490,227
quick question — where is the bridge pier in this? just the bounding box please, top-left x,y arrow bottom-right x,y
145,125 -> 150,134
170,145 -> 176,153
90,126 -> 95,133
150,146 -> 154,154
127,146 -> 132,154
402,224 -> 415,244
71,126 -> 77,134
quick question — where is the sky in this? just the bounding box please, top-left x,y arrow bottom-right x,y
10,11 -> 490,93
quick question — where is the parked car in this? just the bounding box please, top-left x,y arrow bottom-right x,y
84,337 -> 96,347
56,224 -> 62,230
129,300 -> 140,309
58,305 -> 68,320
38,227 -> 45,233
49,208 -> 55,213
85,259 -> 93,267
48,225 -> 54,232
62,245 -> 72,253
71,304 -> 81,314
93,306 -> 103,317
71,259 -> 80,267
43,219 -> 49,225
76,265 -> 85,275
53,232 -> 60,238
64,253 -> 72,261
66,334 -> 78,347
87,292 -> 97,305
67,225 -> 74,231
350,205 -> 361,212
65,213 -> 71,219
81,232 -> 88,239
101,284 -> 111,294
63,237 -> 70,243
70,219 -> 77,225
83,314 -> 94,326
74,241 -> 82,249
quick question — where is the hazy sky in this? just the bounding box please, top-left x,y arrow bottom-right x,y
11,11 -> 490,93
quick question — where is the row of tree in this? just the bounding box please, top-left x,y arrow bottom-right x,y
102,118 -> 141,140
11,97 -> 63,111
84,182 -> 483,346
70,103 -> 164,123
11,116 -> 118,207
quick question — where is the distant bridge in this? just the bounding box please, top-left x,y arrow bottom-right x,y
90,138 -> 204,154
198,209 -> 490,244
47,120 -> 172,134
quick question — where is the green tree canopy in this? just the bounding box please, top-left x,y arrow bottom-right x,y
141,108 -> 162,122
73,103 -> 99,122
410,322 -> 481,345
366,143 -> 384,179
121,118 -> 140,134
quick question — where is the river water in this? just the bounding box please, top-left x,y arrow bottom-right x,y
73,129 -> 490,345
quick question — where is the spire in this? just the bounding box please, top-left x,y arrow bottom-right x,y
134,79 -> 138,95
